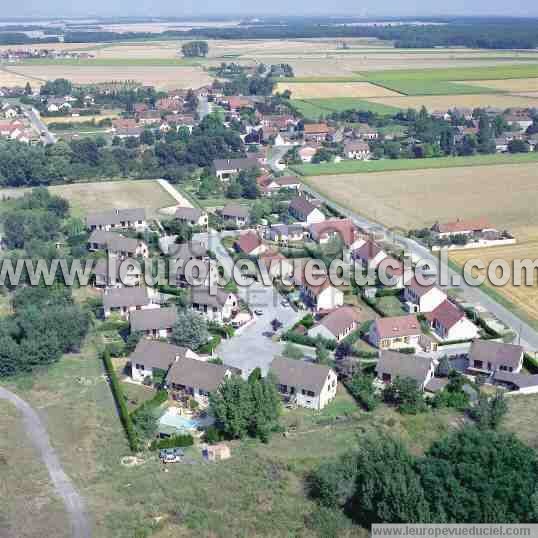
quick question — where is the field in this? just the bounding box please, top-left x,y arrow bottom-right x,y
275,81 -> 401,98
0,67 -> 43,88
0,180 -> 176,218
462,78 -> 538,92
42,110 -> 121,125
290,98 -> 401,119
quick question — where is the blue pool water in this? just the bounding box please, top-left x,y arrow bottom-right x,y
159,410 -> 200,431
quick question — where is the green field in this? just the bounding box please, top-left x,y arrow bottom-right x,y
290,98 -> 401,119
292,151 -> 538,176
366,79 -> 499,96
20,58 -> 202,67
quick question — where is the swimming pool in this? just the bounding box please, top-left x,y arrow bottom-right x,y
158,409 -> 214,433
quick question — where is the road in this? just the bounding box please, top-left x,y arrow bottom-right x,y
157,179 -> 194,209
197,95 -> 211,121
268,145 -> 289,174
195,230 -> 302,376
22,106 -> 56,145
0,387 -> 91,538
301,184 -> 538,351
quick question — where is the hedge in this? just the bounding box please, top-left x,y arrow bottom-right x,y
282,331 -> 337,351
198,334 -> 222,354
375,288 -> 402,298
524,353 -> 538,374
102,350 -> 139,452
150,434 -> 194,450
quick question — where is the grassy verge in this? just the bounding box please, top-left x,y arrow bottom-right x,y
292,151 -> 538,176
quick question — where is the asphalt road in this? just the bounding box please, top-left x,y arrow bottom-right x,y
23,106 -> 56,145
268,145 -> 290,174
197,96 -> 211,121
0,387 -> 91,538
301,185 -> 538,351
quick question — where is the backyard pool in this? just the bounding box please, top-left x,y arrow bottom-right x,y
158,408 -> 214,435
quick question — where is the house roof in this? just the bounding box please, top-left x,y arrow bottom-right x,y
309,218 -> 357,246
374,315 -> 421,339
354,239 -> 384,261
269,223 -> 304,236
169,241 -> 208,261
469,340 -> 524,371
129,306 -> 178,332
220,203 -> 250,219
426,300 -> 465,330
175,207 -> 205,221
303,123 -> 330,135
88,230 -> 141,253
317,306 -> 367,337
289,196 -> 318,217
103,287 -> 149,310
166,357 -> 230,393
378,257 -> 405,277
86,208 -> 146,228
406,276 -> 439,297
213,157 -> 259,172
190,287 -> 234,309
275,175 -> 301,187
259,251 -> 289,269
270,357 -> 332,394
433,217 -> 492,234
424,377 -> 449,393
344,140 -> 370,152
129,339 -> 191,371
235,232 -> 262,254
492,370 -> 538,389
376,350 -> 434,385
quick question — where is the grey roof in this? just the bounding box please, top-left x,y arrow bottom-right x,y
424,377 -> 449,393
493,370 -> 538,390
190,287 -> 233,309
289,196 -> 317,218
86,208 -> 146,227
220,203 -> 250,219
270,357 -> 332,394
376,350 -> 434,385
175,207 -> 205,221
88,230 -> 140,254
213,157 -> 259,171
169,241 -> 208,261
317,306 -> 367,337
129,306 -> 178,332
469,340 -> 524,371
129,339 -> 189,371
103,287 -> 149,310
269,223 -> 303,235
166,357 -> 230,393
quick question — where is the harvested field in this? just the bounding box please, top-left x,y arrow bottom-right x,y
274,81 -> 401,98
368,93 -> 538,110
303,162 -> 538,238
460,78 -> 538,92
42,110 -> 121,125
11,65 -> 212,90
0,68 -> 43,88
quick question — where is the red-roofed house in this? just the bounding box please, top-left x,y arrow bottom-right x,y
234,232 -> 267,256
368,315 -> 423,350
308,306 -> 370,342
303,123 -> 331,142
226,96 -> 253,111
352,240 -> 387,270
403,277 -> 447,313
431,218 -> 495,239
426,300 -> 479,341
309,219 -> 363,249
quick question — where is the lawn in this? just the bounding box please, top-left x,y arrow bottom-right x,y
290,98 -> 401,120
292,151 -> 538,176
375,295 -> 406,317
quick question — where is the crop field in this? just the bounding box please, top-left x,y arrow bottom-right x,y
274,81 -> 401,98
20,58 -> 203,67
290,97 -> 401,119
42,109 -> 121,125
0,68 -> 43,88
461,78 -> 538,92
302,162 -> 538,238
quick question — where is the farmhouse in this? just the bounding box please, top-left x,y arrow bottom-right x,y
213,157 -> 259,181
190,287 -> 239,323
375,350 -> 435,391
129,306 -> 178,338
289,196 -> 325,224
344,140 -> 371,160
86,208 -> 147,231
103,287 -> 152,319
234,231 -> 267,256
219,204 -> 250,227
175,207 -> 208,227
403,277 -> 447,313
129,340 -> 199,383
87,230 -> 148,259
270,357 -> 338,410
426,300 -> 479,341
431,217 -> 495,238
308,306 -> 368,342
468,340 -> 524,375
368,314 -> 423,350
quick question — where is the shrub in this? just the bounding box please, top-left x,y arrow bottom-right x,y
150,434 -> 194,450
204,426 -> 223,444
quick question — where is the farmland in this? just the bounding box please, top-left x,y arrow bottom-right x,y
275,81 -> 401,98
0,67 -> 43,88
290,98 -> 402,119
42,109 -> 121,125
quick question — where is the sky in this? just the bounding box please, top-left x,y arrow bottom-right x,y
3,0 -> 538,19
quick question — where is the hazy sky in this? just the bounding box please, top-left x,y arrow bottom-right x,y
4,0 -> 538,19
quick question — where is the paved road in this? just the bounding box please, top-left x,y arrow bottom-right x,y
268,145 -> 289,174
0,387 -> 91,538
22,106 -> 56,145
301,184 -> 538,351
196,230 -> 302,376
197,96 -> 211,120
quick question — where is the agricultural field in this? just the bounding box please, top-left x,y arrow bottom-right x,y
462,78 -> 538,92
0,180 -> 176,219
42,109 -> 121,125
0,68 -> 43,88
275,81 -> 401,98
290,97 -> 401,119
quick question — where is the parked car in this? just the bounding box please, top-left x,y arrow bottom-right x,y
254,309 -> 263,316
281,300 -> 290,307
160,448 -> 184,463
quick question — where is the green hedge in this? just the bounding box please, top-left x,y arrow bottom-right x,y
282,331 -> 337,351
150,434 -> 194,450
98,319 -> 130,332
524,353 -> 538,374
198,334 -> 222,354
375,288 -> 402,298
102,350 -> 139,452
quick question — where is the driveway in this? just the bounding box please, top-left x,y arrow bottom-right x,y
195,230 -> 303,376
0,387 -> 91,538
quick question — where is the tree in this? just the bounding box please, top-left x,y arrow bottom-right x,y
24,82 -> 32,95
470,390 -> 508,430
171,310 -> 209,351
283,342 -> 304,360
181,41 -> 209,58
315,341 -> 330,365
131,405 -> 158,440
436,355 -> 451,377
508,139 -> 530,153
383,376 -> 425,414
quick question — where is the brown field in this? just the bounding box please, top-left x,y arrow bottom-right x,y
274,81 -> 401,98
43,110 -> 121,125
12,65 -> 212,90
456,78 -> 538,92
368,93 -> 538,111
0,68 -> 43,88
304,163 -> 538,238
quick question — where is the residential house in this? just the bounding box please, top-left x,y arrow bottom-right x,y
46,97 -> 71,113
431,217 -> 495,239
190,287 -> 239,323
301,278 -> 344,312
504,112 -> 533,131
368,315 -> 423,350
86,208 -> 147,232
375,350 -> 435,391
355,124 -> 379,140
87,230 -> 148,259
103,286 -> 152,319
169,240 -> 209,262
258,252 -> 294,280
377,257 -> 414,289
344,140 -> 371,160
403,277 -> 447,313
426,300 -> 479,341
234,231 -> 267,256
129,340 -> 199,383
298,146 -> 317,163
308,306 -> 369,342
219,204 -> 250,227
175,207 -> 208,227
93,256 -> 142,288
352,240 -> 387,271
267,223 -> 304,244
114,126 -> 143,139
468,340 -> 524,375
492,371 -> 538,393
270,357 -> 338,410
213,157 -> 259,181
309,218 -> 363,250
303,123 -> 330,142
274,176 -> 302,191
169,241 -> 216,289
225,96 -> 254,112
129,306 -> 178,338
289,196 -> 325,224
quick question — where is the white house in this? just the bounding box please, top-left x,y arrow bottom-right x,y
468,340 -> 524,375
426,300 -> 479,342
308,306 -> 366,342
175,207 -> 208,227
344,140 -> 371,160
129,306 -> 178,339
190,287 -> 239,323
103,287 -> 153,319
368,315 -> 423,350
87,230 -> 149,259
301,279 -> 344,312
375,350 -> 435,391
289,196 -> 325,225
86,208 -> 147,232
270,357 -> 338,410
352,240 -> 387,271
403,277 -> 447,313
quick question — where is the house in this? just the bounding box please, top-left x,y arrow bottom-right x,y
270,357 -> 337,410
87,230 -> 148,259
377,257 -> 414,289
219,204 -> 250,227
190,287 -> 239,322
258,252 -> 294,279
175,207 -> 208,227
368,315 -> 422,350
426,300 -> 479,341
298,146 -> 317,163
129,340 -> 199,383
352,240 -> 387,271
234,231 -> 267,256
375,350 -> 435,391
129,306 -> 178,338
504,112 -> 533,131
267,224 -> 304,244
169,241 -> 209,262
309,219 -> 362,249
300,277 -> 344,312
168,241 -> 216,288
431,217 -> 495,239
274,176 -> 302,191
103,287 -> 152,319
403,277 -> 447,313
303,123 -> 330,142
495,137 -> 509,153
289,196 -> 325,224
166,357 -> 232,407
468,340 -> 524,375
46,97 -> 71,112
308,306 -> 369,342
115,127 -> 143,139
355,124 -> 379,140
225,96 -> 254,111
213,157 -> 259,181
344,140 -> 371,160
86,208 -> 147,231
492,371 -> 538,393
93,256 -> 142,288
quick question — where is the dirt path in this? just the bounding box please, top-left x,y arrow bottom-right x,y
157,179 -> 195,209
0,387 -> 92,538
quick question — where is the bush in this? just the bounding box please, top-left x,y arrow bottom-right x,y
198,334 -> 221,354
150,434 -> 194,450
204,425 -> 223,444
345,374 -> 379,411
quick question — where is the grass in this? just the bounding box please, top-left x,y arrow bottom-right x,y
292,151 -> 538,176
290,98 -> 401,120
365,79 -> 500,96
503,393 -> 538,449
375,295 -> 407,317
20,58 -> 203,67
